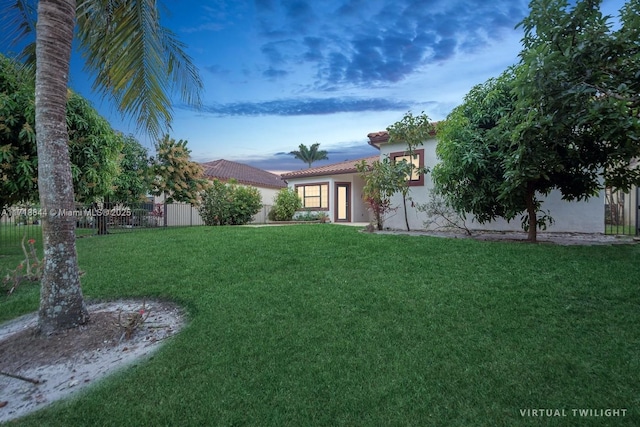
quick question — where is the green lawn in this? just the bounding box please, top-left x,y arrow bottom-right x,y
1,225 -> 639,426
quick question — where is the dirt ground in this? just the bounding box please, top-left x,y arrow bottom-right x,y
0,300 -> 185,423
373,228 -> 639,245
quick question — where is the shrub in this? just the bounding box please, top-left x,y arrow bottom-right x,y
271,188 -> 302,221
198,179 -> 262,225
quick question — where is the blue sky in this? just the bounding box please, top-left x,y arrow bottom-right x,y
5,0 -> 628,173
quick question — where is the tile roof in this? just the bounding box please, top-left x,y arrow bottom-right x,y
280,155 -> 379,179
367,131 -> 390,145
367,124 -> 439,147
201,159 -> 287,189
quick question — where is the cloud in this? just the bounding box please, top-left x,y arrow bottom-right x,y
253,0 -> 528,87
182,97 -> 415,116
181,2 -> 247,33
240,141 -> 381,172
263,68 -> 289,79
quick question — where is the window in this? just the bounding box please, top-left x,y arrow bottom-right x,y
390,148 -> 425,186
296,183 -> 329,209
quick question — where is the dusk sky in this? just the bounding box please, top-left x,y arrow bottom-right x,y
4,0 -> 628,172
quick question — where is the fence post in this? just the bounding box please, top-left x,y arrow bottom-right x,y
636,186 -> 639,236
163,200 -> 167,227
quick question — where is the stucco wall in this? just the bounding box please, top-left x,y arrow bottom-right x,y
379,139 -> 605,233
154,184 -> 280,226
286,174 -> 370,223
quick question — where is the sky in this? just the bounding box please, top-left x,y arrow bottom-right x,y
4,0 -> 629,173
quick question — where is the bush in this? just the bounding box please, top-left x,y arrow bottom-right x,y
271,188 -> 302,221
198,179 -> 262,225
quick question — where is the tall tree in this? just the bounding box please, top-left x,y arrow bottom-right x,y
433,0 -> 640,242
432,68 -> 556,241
67,91 -> 123,205
112,134 -> 151,204
150,135 -> 209,204
4,0 -> 202,333
514,0 -> 640,194
0,53 -> 37,210
289,143 -> 328,168
0,54 -> 137,226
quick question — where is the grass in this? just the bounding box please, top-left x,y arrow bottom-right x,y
1,224 -> 639,426
605,224 -> 637,235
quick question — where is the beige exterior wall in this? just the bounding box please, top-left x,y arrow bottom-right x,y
379,138 -> 605,233
154,184 -> 282,226
286,174 -> 369,223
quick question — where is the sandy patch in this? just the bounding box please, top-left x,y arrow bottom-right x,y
0,299 -> 185,423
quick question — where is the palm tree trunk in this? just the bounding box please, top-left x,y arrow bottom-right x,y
35,0 -> 88,334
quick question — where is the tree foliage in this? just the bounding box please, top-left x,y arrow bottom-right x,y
270,188 -> 302,221
357,112 -> 431,231
289,143 -> 328,168
112,134 -> 151,204
0,53 -> 128,209
198,179 -> 262,226
356,157 -> 405,230
431,70 -> 543,231
150,135 -> 209,204
67,91 -> 123,204
433,0 -> 640,242
514,0 -> 640,193
0,54 -> 37,209
386,112 -> 433,230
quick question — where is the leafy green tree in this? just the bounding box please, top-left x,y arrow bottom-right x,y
431,70 -> 540,235
67,91 -> 123,204
514,0 -> 640,194
198,179 -> 262,226
289,143 -> 328,168
270,188 -> 302,221
433,0 -> 640,242
357,112 -> 431,231
0,54 -> 37,210
356,157 -> 409,230
386,112 -> 433,230
2,0 -> 202,333
150,135 -> 209,205
1,54 -> 124,211
112,134 -> 151,204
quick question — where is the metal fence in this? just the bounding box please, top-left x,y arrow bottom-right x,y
605,187 -> 639,236
1,201 -> 273,246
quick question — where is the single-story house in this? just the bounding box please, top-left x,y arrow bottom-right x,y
201,159 -> 287,205
282,130 -> 608,233
157,159 -> 287,225
280,156 -> 378,223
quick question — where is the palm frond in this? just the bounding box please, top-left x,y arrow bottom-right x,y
0,0 -> 38,64
76,0 -> 202,139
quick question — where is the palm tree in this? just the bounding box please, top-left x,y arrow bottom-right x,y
5,0 -> 202,334
289,143 -> 329,168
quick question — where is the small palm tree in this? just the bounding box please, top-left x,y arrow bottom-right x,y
289,143 -> 328,168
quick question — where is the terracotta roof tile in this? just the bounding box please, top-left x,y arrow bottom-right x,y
280,155 -> 379,179
367,124 -> 439,147
201,159 -> 287,189
367,131 -> 390,145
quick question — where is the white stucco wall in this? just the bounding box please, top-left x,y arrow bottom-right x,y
286,174 -> 369,223
379,139 -> 605,233
154,184 -> 282,226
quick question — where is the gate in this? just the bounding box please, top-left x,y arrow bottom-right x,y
605,187 -> 639,235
